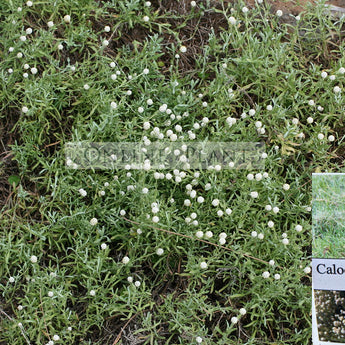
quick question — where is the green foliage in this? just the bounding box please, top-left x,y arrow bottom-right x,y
1,0 -> 344,344
312,174 -> 345,258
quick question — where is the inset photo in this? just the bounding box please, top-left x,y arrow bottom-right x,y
312,173 -> 345,258
314,289 -> 345,344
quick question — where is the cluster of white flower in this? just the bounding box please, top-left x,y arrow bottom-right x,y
219,232 -> 227,245
281,232 -> 289,245
127,276 -> 141,287
262,270 -> 280,280
79,188 -> 87,197
230,307 -> 247,326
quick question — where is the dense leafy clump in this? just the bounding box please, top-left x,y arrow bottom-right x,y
1,0 -> 345,344
313,174 -> 345,258
315,290 -> 345,343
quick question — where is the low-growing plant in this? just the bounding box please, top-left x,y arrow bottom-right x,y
1,0 -> 344,344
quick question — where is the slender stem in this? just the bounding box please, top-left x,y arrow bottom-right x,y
122,216 -> 282,268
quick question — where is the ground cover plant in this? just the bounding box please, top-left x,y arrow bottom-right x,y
314,289 -> 345,343
1,0 -> 345,344
313,174 -> 345,258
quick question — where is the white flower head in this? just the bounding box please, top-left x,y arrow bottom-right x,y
90,217 -> 98,226
255,173 -> 262,181
180,45 -> 187,53
283,183 -> 290,191
250,191 -> 258,198
228,16 -> 236,25
63,14 -> 71,23
231,316 -> 238,324
334,86 -> 341,93
195,231 -> 204,238
30,255 -> 38,263
262,271 -> 270,278
156,248 -> 164,255
219,237 -> 226,245
200,261 -> 208,269
197,196 -> 204,204
122,256 -> 130,264
212,199 -> 220,207
205,231 -> 213,238
255,121 -> 262,128
295,224 -> 303,232
282,238 -> 289,245
225,208 -> 232,215
217,210 -> 224,217
247,173 -> 254,180
304,266 -> 311,274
